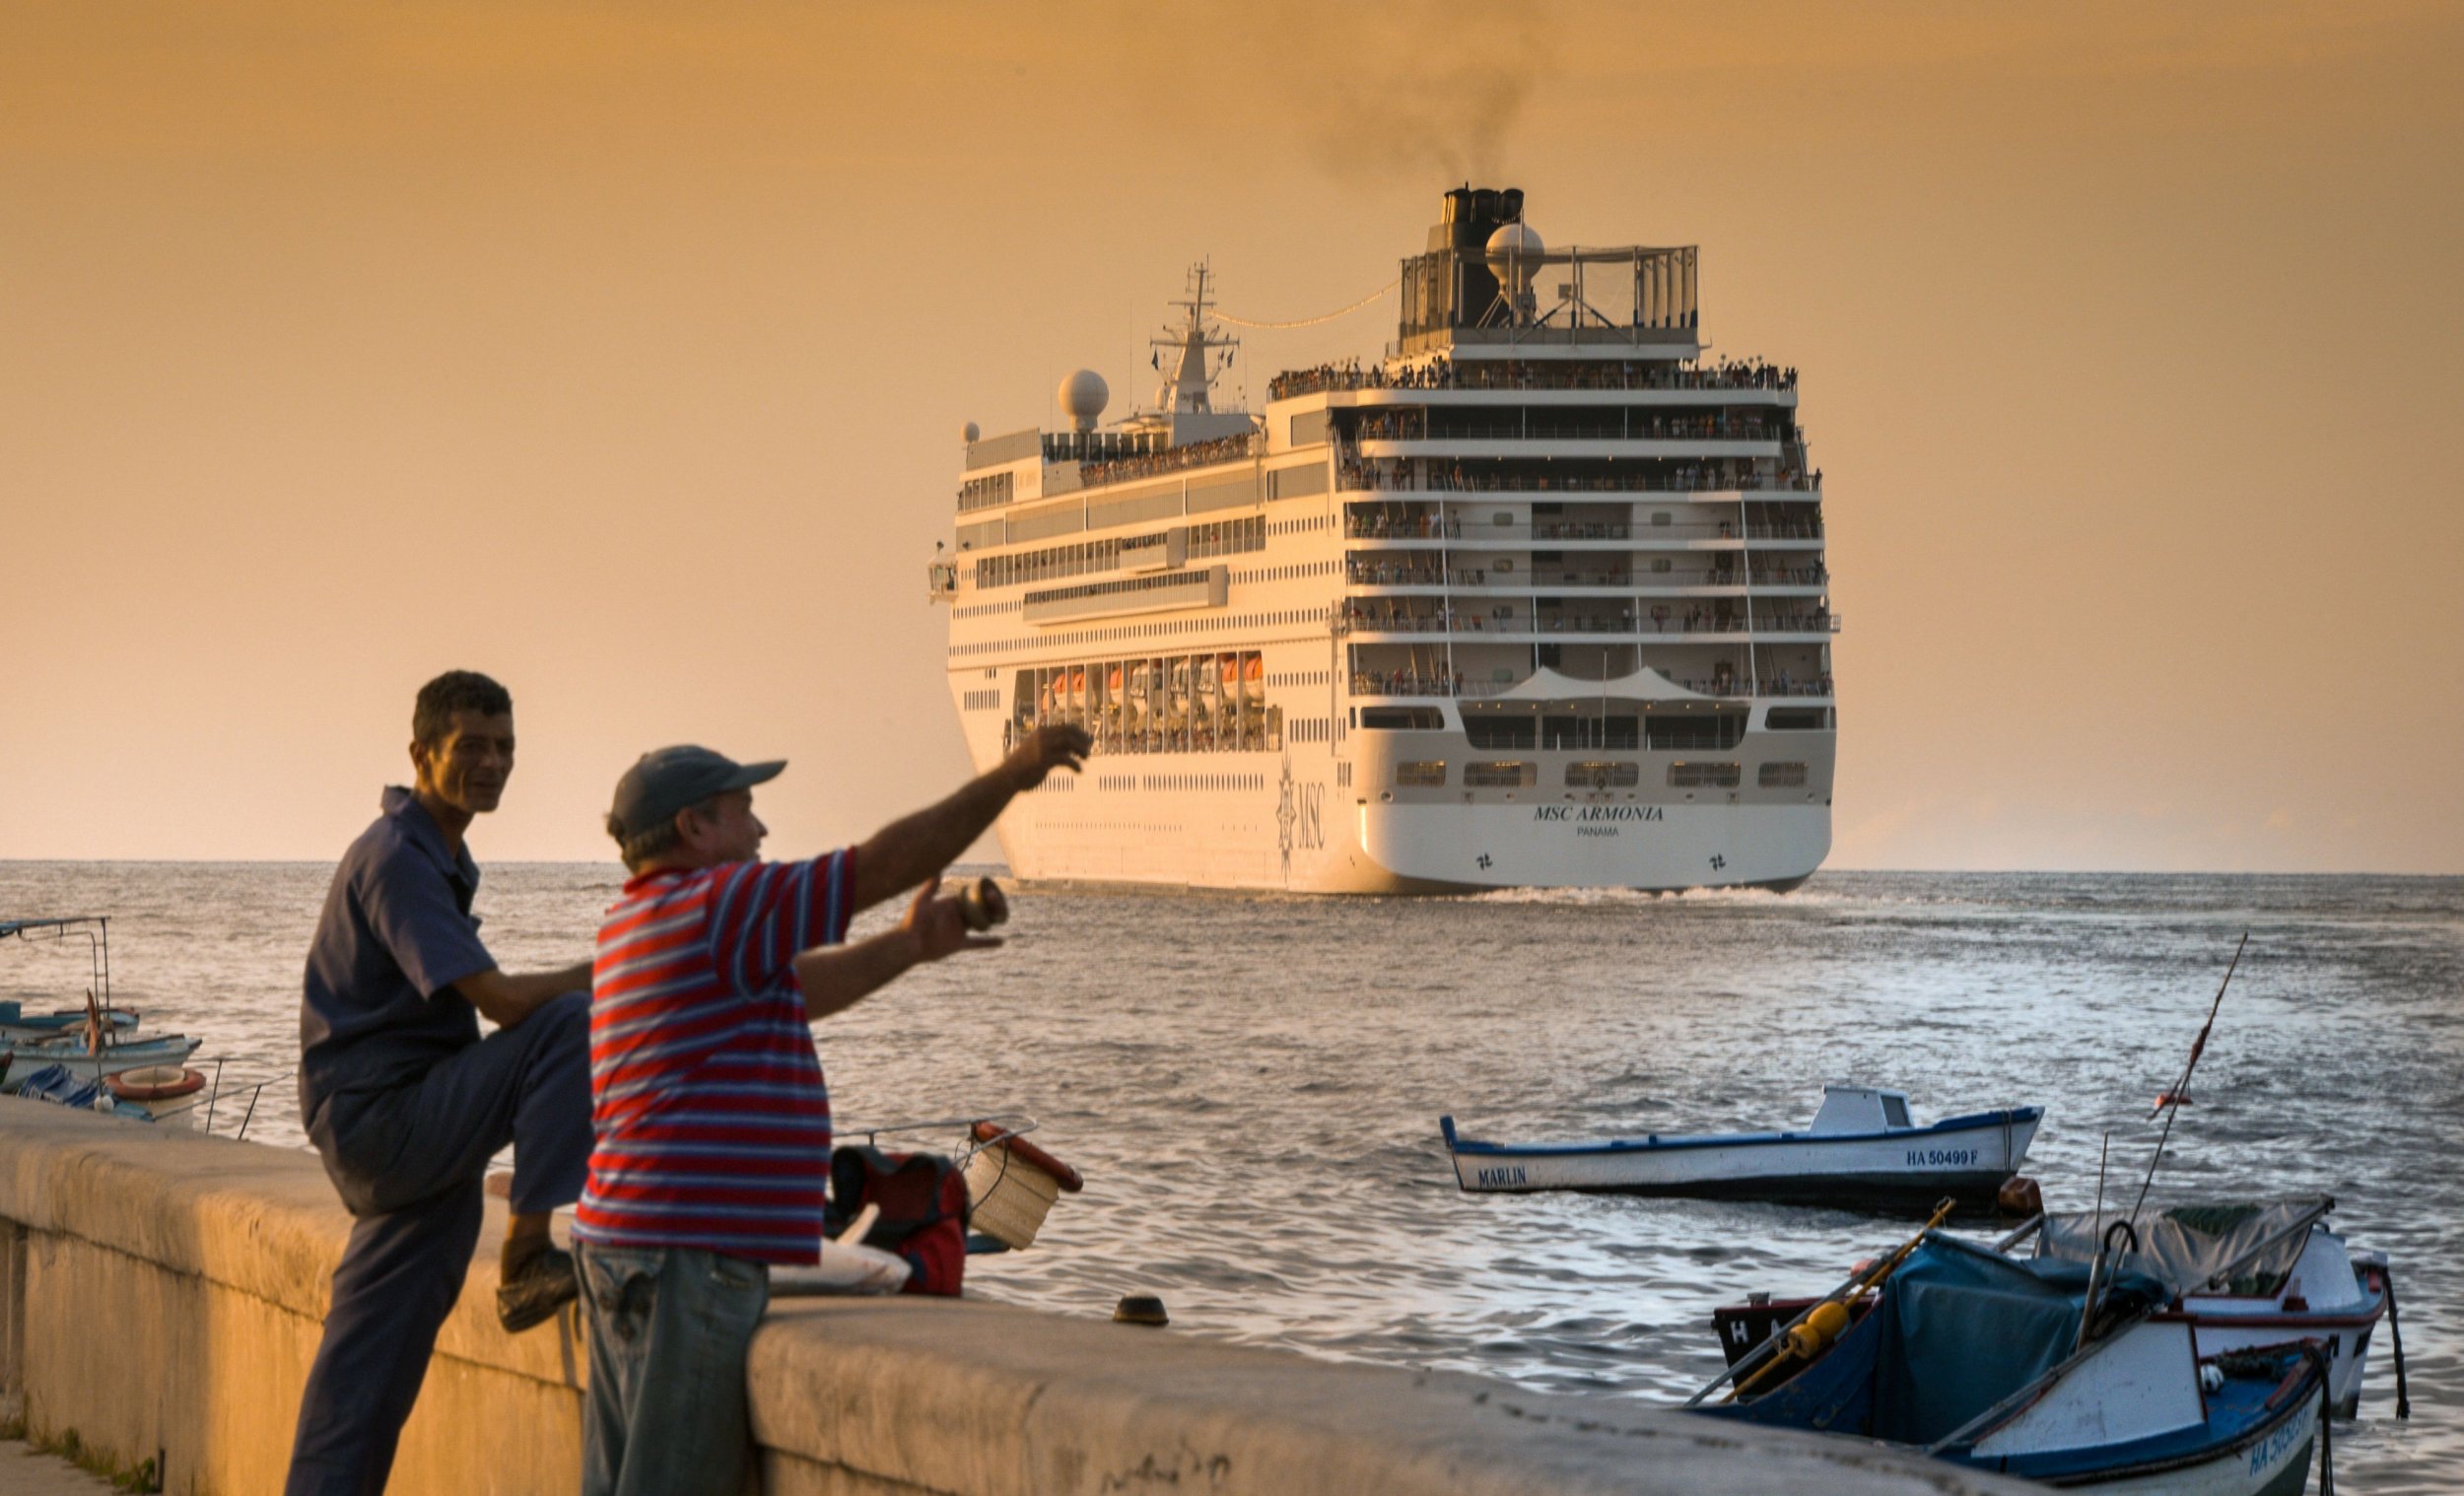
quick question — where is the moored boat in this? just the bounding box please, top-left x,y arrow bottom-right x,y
0,1000 -> 141,1045
1695,1233 -> 2328,1494
8,1062 -> 157,1120
2023,1198 -> 2395,1419
1441,1085 -> 2039,1210
1,1033 -> 202,1087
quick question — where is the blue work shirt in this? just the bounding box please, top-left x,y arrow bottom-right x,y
299,786 -> 496,1120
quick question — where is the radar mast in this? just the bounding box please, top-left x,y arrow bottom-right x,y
1151,262 -> 1239,415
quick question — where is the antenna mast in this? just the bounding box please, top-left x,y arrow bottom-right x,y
1151,261 -> 1240,414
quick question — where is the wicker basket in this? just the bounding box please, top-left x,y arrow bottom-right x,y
964,1142 -> 1064,1250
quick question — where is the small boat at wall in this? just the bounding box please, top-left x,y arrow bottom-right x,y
8,1062 -> 157,1120
1695,1233 -> 2328,1495
1,1033 -> 202,1088
2022,1197 -> 2399,1420
0,1000 -> 141,1045
1441,1086 -> 2040,1210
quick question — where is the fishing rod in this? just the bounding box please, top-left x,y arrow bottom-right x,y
1682,1196 -> 1955,1408
2127,931 -> 2247,1228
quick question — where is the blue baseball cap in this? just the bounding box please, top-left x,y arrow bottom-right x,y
608,745 -> 784,842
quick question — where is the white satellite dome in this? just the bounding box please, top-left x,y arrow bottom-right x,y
1058,370 -> 1109,433
1485,221 -> 1544,291
962,421 -> 982,442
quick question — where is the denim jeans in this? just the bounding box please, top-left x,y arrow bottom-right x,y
579,1243 -> 771,1496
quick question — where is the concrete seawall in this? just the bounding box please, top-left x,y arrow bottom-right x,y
0,1098 -> 2030,1495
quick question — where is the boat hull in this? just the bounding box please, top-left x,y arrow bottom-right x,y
1970,1382 -> 2316,1495
965,711 -> 1833,894
1,1036 -> 200,1086
1443,1110 -> 2039,1210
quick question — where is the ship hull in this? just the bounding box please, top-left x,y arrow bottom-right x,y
976,738 -> 1829,894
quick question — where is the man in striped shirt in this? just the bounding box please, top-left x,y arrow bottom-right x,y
577,723 -> 1087,1496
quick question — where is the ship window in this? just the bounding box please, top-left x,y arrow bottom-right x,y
1395,761 -> 1448,787
1465,762 -> 1535,787
1290,410 -> 1329,446
1651,558 -> 1673,574
1464,715 -> 1538,750
1360,708 -> 1443,730
1651,511 -> 1672,527
1758,762 -> 1809,788
1670,761 -> 1742,788
1540,715 -> 1640,751
1765,707 -> 1831,730
1564,761 -> 1640,788
1882,1095 -> 1911,1127
1646,712 -> 1746,750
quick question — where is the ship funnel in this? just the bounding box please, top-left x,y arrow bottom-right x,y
1058,370 -> 1109,434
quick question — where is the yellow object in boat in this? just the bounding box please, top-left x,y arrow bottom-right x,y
1784,1300 -> 1851,1360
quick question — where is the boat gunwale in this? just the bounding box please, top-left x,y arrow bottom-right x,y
1440,1106 -> 2041,1159
1956,1349 -> 2321,1486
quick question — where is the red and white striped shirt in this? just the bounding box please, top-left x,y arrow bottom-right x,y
575,850 -> 853,1263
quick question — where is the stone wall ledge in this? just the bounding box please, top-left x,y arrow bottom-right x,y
0,1098 -> 2031,1495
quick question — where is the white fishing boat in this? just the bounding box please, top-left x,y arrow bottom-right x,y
2026,1197 -> 2400,1419
1441,1085 -> 2040,1209
1,1033 -> 202,1087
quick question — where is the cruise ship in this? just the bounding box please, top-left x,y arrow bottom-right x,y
932,187 -> 1835,893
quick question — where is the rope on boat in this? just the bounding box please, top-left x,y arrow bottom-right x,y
2300,1340 -> 2336,1496
2383,1264 -> 2411,1419
1213,278 -> 1400,330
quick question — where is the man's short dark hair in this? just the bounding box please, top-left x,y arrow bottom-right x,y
413,670 -> 513,748
607,798 -> 713,873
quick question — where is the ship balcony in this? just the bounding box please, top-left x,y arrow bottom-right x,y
1341,560 -> 1828,592
1339,605 -> 1837,641
1335,457 -> 1817,497
1350,411 -> 1794,443
1341,518 -> 1821,545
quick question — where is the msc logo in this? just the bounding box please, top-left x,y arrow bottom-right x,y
1275,751 -> 1326,879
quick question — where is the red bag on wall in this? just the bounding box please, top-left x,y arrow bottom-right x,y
825,1147 -> 967,1296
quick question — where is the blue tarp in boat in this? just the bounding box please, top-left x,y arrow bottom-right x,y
1705,1233 -> 2168,1447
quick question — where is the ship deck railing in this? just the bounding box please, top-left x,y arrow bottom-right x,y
1348,674 -> 1832,701
1353,419 -> 1789,443
1341,519 -> 1823,542
1343,614 -> 1838,638
1335,467 -> 1818,496
1268,359 -> 1796,401
1344,569 -> 1828,589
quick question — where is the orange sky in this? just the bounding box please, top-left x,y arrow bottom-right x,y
4,1 -> 2459,871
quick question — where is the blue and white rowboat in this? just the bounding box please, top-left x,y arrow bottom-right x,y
1441,1086 -> 2041,1210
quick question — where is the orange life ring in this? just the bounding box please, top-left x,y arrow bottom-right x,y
971,1120 -> 1083,1192
106,1065 -> 206,1103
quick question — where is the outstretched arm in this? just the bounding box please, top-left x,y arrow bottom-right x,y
846,724 -> 1089,914
792,874 -> 997,1020
451,960 -> 593,1029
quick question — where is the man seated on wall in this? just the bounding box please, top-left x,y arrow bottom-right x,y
575,723 -> 1087,1496
288,670 -> 595,1496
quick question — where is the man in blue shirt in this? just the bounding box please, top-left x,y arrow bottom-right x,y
286,670 -> 594,1496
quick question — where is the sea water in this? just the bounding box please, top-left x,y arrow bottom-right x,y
1,863 -> 2454,1492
